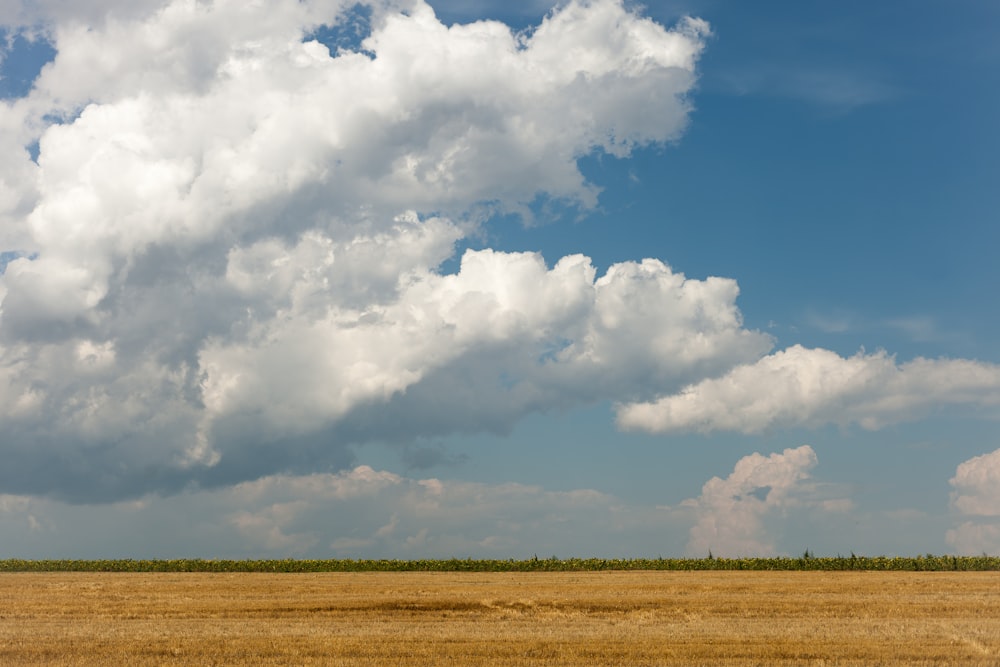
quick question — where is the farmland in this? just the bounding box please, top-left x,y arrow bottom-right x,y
2,570 -> 999,665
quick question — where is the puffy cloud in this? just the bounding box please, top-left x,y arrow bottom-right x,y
6,0 -> 708,274
681,445 -> 848,557
947,448 -> 1000,554
199,252 -> 770,457
0,0 -> 732,501
950,449 -> 1000,518
618,345 -> 1000,435
15,0 -> 706,240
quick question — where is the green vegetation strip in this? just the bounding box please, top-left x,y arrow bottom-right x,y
1,555 -> 998,572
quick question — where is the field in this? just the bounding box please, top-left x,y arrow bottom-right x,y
2,571 -> 999,665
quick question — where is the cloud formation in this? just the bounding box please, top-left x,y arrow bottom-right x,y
2,0 -> 994,535
0,465 -> 684,558
618,345 -> 1000,435
947,448 -> 1000,554
681,445 -> 848,557
0,0 -> 744,502
0,454 -> 851,559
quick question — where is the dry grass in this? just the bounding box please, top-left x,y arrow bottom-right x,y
1,571 -> 998,665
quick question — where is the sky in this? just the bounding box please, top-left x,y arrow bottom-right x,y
0,0 -> 997,559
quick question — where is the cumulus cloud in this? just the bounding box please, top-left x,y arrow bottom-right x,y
950,449 -> 1000,518
618,345 -> 1000,435
947,448 -> 1000,555
0,0 -> 742,502
681,445 -> 848,557
199,253 -> 770,460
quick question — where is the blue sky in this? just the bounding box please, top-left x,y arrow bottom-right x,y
0,0 -> 997,558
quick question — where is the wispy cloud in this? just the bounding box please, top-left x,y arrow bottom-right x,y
806,307 -> 961,343
803,308 -> 855,334
719,62 -> 899,112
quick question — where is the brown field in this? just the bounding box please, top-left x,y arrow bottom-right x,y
1,571 -> 998,665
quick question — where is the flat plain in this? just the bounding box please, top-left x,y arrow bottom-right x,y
1,571 -> 998,665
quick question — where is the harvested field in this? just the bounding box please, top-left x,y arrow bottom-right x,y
1,571 -> 998,665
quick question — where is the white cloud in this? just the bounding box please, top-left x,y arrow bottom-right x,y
0,0 -> 731,502
947,448 -> 1000,555
950,449 -> 1000,518
17,0 -> 706,244
681,445 -> 848,557
618,345 -> 1000,435
198,251 -> 771,459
